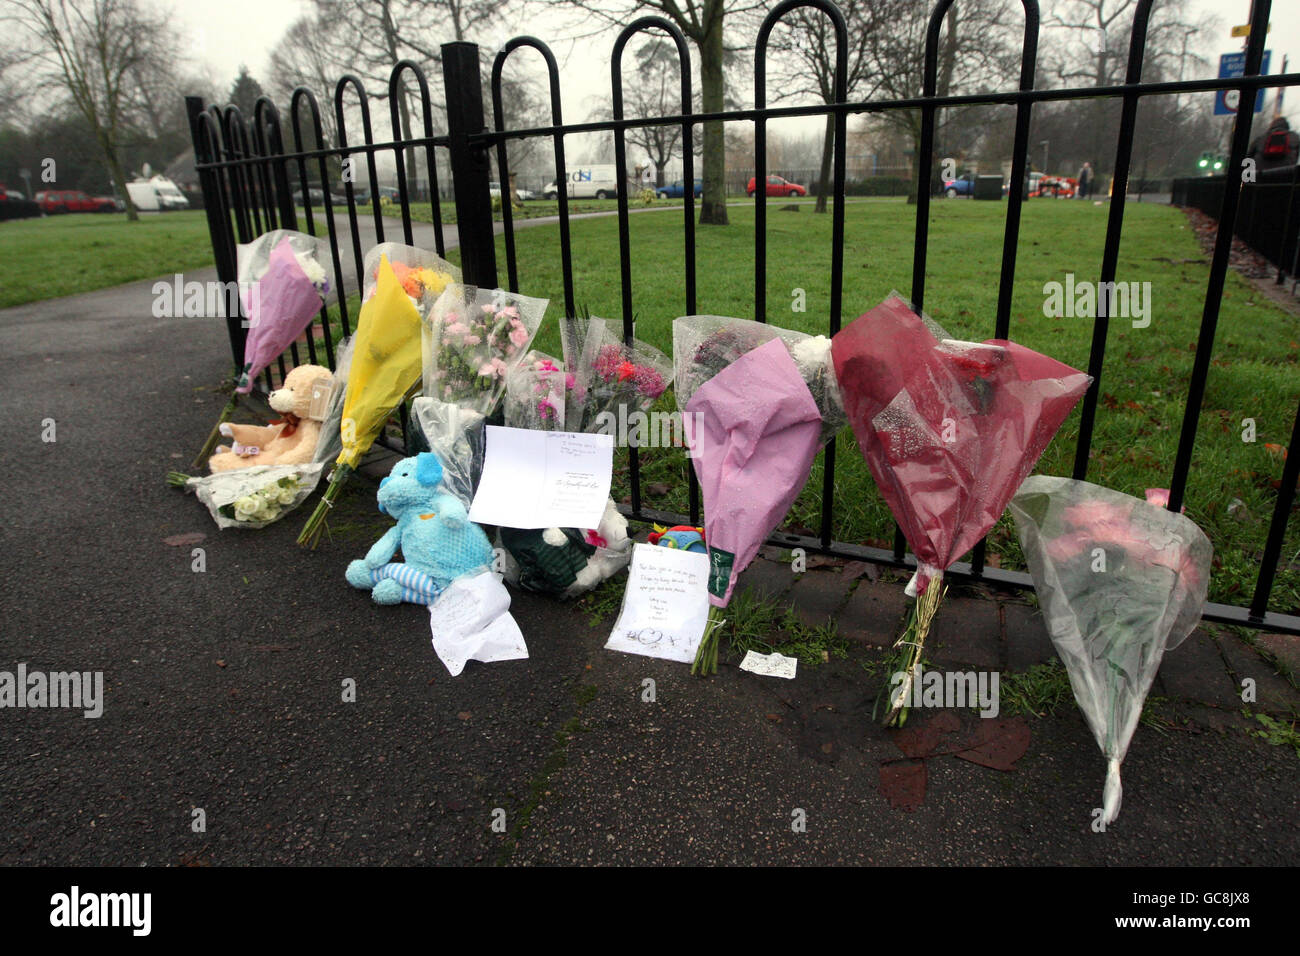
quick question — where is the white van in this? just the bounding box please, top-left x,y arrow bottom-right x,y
126,176 -> 190,212
126,181 -> 161,211
542,165 -> 621,200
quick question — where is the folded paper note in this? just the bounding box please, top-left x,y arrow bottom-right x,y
469,426 -> 613,530
605,544 -> 710,663
429,571 -> 528,676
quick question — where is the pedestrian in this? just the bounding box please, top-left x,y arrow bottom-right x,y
1077,161 -> 1092,199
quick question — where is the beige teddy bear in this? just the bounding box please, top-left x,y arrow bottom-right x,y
208,364 -> 333,473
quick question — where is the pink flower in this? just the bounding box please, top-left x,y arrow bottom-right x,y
501,305 -> 520,319
462,334 -> 481,346
479,362 -> 497,377
509,325 -> 529,348
1145,488 -> 1185,513
634,366 -> 666,398
538,398 -> 556,419
565,372 -> 576,389
592,344 -> 623,381
491,357 -> 507,376
446,321 -> 469,336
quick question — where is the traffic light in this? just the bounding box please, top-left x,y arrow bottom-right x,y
1196,151 -> 1226,175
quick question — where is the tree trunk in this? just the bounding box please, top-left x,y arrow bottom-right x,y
103,138 -> 137,222
815,113 -> 834,214
698,2 -> 728,225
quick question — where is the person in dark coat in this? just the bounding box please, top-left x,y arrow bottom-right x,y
1077,162 -> 1092,198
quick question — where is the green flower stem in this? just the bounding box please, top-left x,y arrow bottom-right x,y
297,464 -> 353,549
192,392 -> 240,468
691,604 -> 727,676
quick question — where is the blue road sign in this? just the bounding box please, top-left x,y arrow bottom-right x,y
1215,50 -> 1271,115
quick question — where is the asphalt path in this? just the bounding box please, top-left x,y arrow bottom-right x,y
0,244 -> 1296,866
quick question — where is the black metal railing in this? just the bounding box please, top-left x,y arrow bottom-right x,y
1173,168 -> 1300,286
187,0 -> 1300,634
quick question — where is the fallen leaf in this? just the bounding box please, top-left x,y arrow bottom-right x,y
893,710 -> 963,759
879,760 -> 926,810
953,717 -> 1031,771
457,711 -> 471,721
163,532 -> 206,547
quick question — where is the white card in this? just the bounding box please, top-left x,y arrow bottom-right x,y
469,426 -> 613,530
429,572 -> 528,676
605,544 -> 710,663
738,650 -> 798,679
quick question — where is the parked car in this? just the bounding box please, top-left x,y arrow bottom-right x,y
746,175 -> 807,197
293,186 -> 347,207
34,190 -> 117,214
489,182 -> 534,202
656,179 -> 703,199
942,173 -> 976,197
1030,175 -> 1077,198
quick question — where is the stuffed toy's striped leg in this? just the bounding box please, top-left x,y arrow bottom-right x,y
346,560 -> 443,605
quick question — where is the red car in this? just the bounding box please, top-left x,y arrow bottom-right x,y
34,190 -> 117,214
747,174 -> 807,198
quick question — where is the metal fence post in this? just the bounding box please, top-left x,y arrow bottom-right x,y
441,41 -> 498,287
186,95 -> 245,369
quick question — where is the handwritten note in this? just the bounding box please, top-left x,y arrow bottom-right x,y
738,650 -> 798,679
605,544 -> 710,663
469,426 -> 613,529
429,571 -> 528,676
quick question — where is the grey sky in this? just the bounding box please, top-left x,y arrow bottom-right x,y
169,0 -> 1297,131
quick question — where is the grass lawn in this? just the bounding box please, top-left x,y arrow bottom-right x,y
403,196 -> 681,225
438,197 -> 1300,614
0,211 -> 215,309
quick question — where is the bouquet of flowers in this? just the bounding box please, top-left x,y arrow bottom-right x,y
174,463 -> 323,530
504,352 -> 568,432
1009,477 -> 1211,824
410,283 -> 547,506
673,316 -> 844,674
362,242 -> 456,308
674,315 -> 845,445
192,230 -> 335,465
830,293 -> 1091,724
297,253 -> 437,547
560,316 -> 671,434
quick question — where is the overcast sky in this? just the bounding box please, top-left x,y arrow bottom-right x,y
169,0 -> 1297,133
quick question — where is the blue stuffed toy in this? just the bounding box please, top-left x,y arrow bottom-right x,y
346,451 -> 495,605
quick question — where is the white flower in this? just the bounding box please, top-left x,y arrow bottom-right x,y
790,335 -> 831,369
296,254 -> 327,286
277,489 -> 296,505
234,495 -> 260,517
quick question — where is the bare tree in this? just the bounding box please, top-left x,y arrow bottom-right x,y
7,0 -> 176,220
1041,0 -> 1218,179
268,16 -> 344,146
766,0 -> 888,213
851,0 -> 1020,199
592,38 -> 700,187
552,0 -> 768,226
